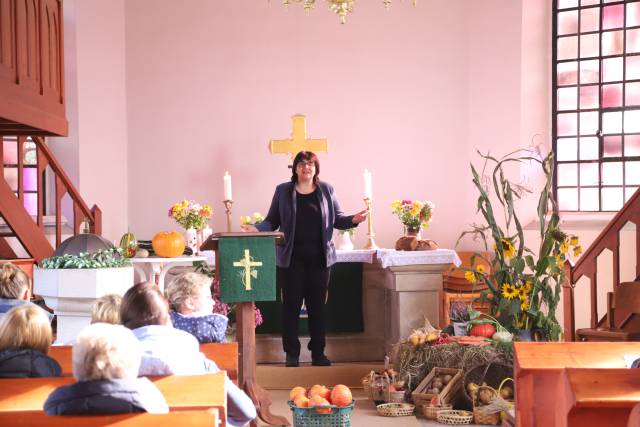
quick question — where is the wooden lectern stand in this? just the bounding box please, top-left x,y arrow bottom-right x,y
201,232 -> 289,427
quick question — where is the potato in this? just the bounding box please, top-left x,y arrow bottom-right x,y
429,388 -> 440,394
432,380 -> 443,389
478,388 -> 496,405
500,386 -> 514,400
442,374 -> 452,385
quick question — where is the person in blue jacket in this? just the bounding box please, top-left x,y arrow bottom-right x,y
242,151 -> 368,367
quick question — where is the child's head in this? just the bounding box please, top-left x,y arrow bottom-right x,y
120,282 -> 170,329
0,263 -> 30,300
91,294 -> 122,324
72,323 -> 141,381
0,305 -> 52,354
166,272 -> 214,315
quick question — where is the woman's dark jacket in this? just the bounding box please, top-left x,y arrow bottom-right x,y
43,377 -> 169,415
0,348 -> 61,378
256,181 -> 355,268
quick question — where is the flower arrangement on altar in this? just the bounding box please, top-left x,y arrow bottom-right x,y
240,212 -> 264,226
169,200 -> 213,230
458,149 -> 582,341
390,199 -> 435,230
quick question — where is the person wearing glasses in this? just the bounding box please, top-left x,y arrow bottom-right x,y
241,151 -> 368,367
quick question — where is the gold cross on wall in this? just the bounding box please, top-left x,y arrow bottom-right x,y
269,115 -> 329,159
232,249 -> 263,291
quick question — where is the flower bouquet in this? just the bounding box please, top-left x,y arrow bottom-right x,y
169,200 -> 213,230
391,199 -> 435,232
240,212 -> 264,226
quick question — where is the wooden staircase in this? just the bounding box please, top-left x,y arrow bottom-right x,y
563,188 -> 640,341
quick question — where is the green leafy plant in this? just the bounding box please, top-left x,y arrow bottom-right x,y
457,149 -> 582,341
41,248 -> 131,269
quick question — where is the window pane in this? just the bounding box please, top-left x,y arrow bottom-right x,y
580,60 -> 599,84
625,134 -> 640,156
559,36 -> 579,60
557,138 -> 578,161
558,0 -> 578,8
603,161 -> 623,184
558,87 -> 578,110
627,29 -> 640,53
624,109 -> 640,133
558,188 -> 579,210
581,34 -> 600,58
603,57 -> 624,82
603,4 -> 624,30
22,168 -> 36,192
2,140 -> 17,164
580,137 -> 600,159
602,83 -> 623,107
582,7 -> 600,32
626,82 -> 640,106
602,31 -> 624,56
558,112 -> 578,136
582,0 -> 599,5
604,135 -> 623,156
558,163 -> 579,186
602,111 -> 622,134
626,187 -> 639,202
602,187 -> 624,210
626,56 -> 640,80
580,162 -> 600,185
626,161 -> 640,184
3,168 -> 17,191
628,2 -> 640,27
558,10 -> 579,35
558,61 -> 578,85
580,111 -> 599,135
580,85 -> 600,108
580,187 -> 600,211
23,193 -> 37,216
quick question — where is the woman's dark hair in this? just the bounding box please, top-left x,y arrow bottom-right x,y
120,282 -> 170,330
291,151 -> 320,186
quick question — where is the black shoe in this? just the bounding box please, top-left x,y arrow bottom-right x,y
285,354 -> 299,367
311,355 -> 332,366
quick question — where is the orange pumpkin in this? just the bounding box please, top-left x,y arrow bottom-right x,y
152,231 -> 185,258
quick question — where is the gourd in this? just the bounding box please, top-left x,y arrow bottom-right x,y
119,232 -> 138,258
469,323 -> 496,338
152,231 -> 185,258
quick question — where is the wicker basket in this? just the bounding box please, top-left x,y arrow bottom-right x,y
411,367 -> 463,408
387,390 -> 406,403
288,400 -> 355,427
436,410 -> 474,425
376,403 -> 415,417
462,362 -> 513,406
362,371 -> 390,403
421,403 -> 452,420
472,378 -> 514,425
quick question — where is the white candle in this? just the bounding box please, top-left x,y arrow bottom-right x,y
223,171 -> 233,201
363,169 -> 372,199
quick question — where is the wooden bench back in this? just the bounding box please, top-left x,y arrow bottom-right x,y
49,342 -> 238,380
0,410 -> 218,427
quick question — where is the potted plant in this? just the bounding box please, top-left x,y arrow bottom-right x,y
34,247 -> 134,343
449,300 -> 471,336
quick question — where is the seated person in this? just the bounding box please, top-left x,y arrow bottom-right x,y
166,272 -> 228,343
91,294 -> 122,324
0,305 -> 61,378
0,263 -> 51,321
44,323 -> 168,415
121,282 -> 256,427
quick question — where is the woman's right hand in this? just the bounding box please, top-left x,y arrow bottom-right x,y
240,225 -> 258,232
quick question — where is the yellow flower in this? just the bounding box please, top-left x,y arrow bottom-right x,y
180,200 -> 189,208
560,241 -> 569,254
573,245 -> 582,257
521,298 -> 530,311
518,286 -> 528,301
555,254 -> 565,266
476,264 -> 486,274
240,215 -> 251,225
410,201 -> 422,217
501,283 -> 518,299
464,271 -> 476,284
523,281 -> 532,293
391,200 -> 402,211
500,238 -> 516,259
570,236 -> 579,246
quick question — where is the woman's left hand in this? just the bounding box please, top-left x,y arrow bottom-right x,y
352,209 -> 369,224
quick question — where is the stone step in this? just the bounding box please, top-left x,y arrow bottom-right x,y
256,362 -> 384,390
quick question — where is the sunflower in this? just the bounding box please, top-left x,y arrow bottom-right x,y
501,283 -> 518,299
476,264 -> 486,274
570,236 -> 579,246
555,254 -> 565,265
573,245 -> 582,257
559,241 -> 569,254
521,298 -> 530,311
500,238 -> 516,259
523,281 -> 533,293
517,286 -> 528,300
464,271 -> 476,284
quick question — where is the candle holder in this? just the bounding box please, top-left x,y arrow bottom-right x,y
363,197 -> 378,250
223,200 -> 234,232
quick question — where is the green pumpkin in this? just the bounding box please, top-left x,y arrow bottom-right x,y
119,232 -> 138,258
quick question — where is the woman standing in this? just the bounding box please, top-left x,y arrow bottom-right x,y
242,151 -> 367,367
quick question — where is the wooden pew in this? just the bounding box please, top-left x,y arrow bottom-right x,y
514,342 -> 640,427
557,368 -> 640,427
628,402 -> 640,427
0,410 -> 219,427
48,342 -> 238,380
0,373 -> 227,425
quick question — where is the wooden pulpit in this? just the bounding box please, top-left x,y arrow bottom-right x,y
201,232 -> 288,427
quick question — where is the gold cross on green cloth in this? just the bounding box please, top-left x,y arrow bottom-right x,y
233,249 -> 263,290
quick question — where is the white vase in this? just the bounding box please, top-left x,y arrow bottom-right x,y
337,232 -> 354,250
185,228 -> 198,254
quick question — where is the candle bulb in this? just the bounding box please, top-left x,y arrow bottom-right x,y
223,171 -> 233,201
363,169 -> 372,199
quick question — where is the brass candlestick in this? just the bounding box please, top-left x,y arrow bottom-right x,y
223,200 -> 234,232
363,197 -> 378,250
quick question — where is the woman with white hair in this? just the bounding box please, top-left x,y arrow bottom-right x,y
43,323 -> 168,415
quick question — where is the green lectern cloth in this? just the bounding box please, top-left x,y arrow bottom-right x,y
218,236 -> 276,303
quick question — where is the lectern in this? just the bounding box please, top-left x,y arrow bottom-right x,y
201,232 -> 288,427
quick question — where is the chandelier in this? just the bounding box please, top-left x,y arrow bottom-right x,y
281,0 -> 417,24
